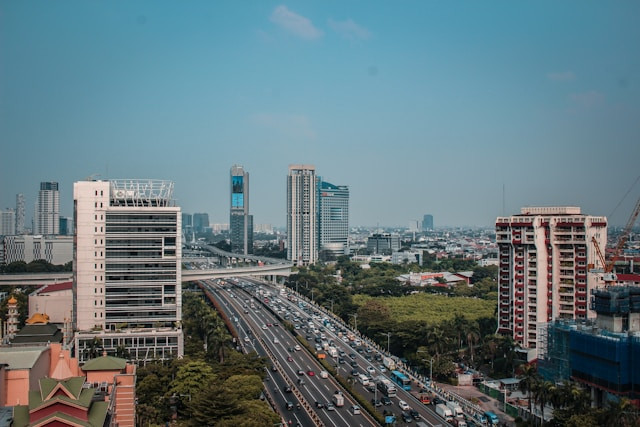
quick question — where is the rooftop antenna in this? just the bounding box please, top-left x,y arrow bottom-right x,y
502,183 -> 506,216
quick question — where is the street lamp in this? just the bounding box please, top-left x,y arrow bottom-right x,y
348,313 -> 358,331
382,332 -> 392,353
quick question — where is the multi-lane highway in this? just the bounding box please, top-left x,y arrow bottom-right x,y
202,279 -> 378,427
202,277 -> 458,426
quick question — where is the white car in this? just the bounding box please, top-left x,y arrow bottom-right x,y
367,366 -> 376,375
398,400 -> 410,411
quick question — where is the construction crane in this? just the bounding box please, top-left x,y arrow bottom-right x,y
591,196 -> 640,286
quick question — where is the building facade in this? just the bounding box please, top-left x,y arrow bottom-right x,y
35,181 -> 60,235
495,206 -> 607,350
422,214 -> 434,231
287,165 -> 318,265
367,233 -> 401,255
318,180 -> 349,260
192,212 -> 209,233
73,179 -> 183,363
16,193 -> 25,235
230,165 -> 253,255
0,209 -> 15,236
2,235 -> 73,265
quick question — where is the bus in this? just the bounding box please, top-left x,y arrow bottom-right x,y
376,376 -> 397,397
390,370 -> 412,391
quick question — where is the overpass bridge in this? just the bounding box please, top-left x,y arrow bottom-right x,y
0,247 -> 293,287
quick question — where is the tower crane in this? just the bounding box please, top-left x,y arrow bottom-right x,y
591,196 -> 640,286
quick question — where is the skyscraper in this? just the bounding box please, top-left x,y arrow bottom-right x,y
230,165 -> 253,254
35,182 -> 60,235
318,180 -> 349,260
73,179 -> 183,362
0,209 -> 16,236
495,206 -> 607,351
287,165 -> 318,265
422,214 -> 434,231
15,194 -> 25,234
193,213 -> 209,233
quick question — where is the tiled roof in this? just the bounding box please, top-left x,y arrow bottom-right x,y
82,355 -> 127,371
37,281 -> 73,294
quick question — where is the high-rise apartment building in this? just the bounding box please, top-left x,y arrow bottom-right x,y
318,180 -> 349,259
15,194 -> 25,235
73,179 -> 183,362
495,206 -> 607,350
287,165 -> 318,265
35,182 -> 60,235
230,165 -> 253,255
422,214 -> 434,231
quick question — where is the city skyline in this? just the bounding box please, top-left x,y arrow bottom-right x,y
1,2 -> 639,227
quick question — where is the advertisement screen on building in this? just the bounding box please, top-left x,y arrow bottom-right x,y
232,176 -> 244,207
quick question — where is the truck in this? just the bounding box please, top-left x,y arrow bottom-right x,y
328,346 -> 338,358
332,391 -> 345,407
418,393 -> 432,405
446,400 -> 464,418
435,403 -> 453,422
484,411 -> 499,425
383,356 -> 396,371
376,376 -> 397,397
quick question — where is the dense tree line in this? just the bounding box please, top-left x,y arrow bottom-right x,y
0,259 -> 72,273
136,291 -> 280,426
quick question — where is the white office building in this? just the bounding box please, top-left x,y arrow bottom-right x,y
35,182 -> 60,235
287,165 -> 318,265
1,209 -> 16,236
73,179 -> 183,362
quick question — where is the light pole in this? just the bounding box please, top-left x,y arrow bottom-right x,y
310,289 -> 315,303
383,332 -> 392,353
349,313 -> 358,331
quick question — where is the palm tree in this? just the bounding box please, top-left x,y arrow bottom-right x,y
518,363 -> 540,424
603,398 -> 640,427
535,380 -> 554,423
465,322 -> 481,365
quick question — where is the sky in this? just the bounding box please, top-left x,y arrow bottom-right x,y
1,1 -> 639,228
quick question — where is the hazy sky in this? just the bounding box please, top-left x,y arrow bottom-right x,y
1,1 -> 639,228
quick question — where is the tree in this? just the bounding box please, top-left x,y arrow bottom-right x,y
169,360 -> 216,417
518,364 -> 540,423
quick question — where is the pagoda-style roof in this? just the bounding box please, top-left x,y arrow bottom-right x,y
12,323 -> 63,344
26,313 -> 51,325
81,355 -> 126,372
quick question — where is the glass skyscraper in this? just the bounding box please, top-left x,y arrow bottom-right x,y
318,180 -> 349,260
230,165 -> 253,254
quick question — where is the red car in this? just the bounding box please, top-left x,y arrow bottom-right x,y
287,356 -> 293,362
307,370 -> 315,376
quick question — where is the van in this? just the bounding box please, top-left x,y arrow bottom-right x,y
358,374 -> 370,385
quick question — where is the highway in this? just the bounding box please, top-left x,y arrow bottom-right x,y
202,279 -> 377,427
205,277 -> 452,427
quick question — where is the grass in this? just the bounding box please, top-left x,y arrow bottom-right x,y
352,293 -> 496,324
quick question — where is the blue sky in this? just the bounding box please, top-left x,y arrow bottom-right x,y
1,1 -> 639,228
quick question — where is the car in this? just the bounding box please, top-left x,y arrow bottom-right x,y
273,322 -> 279,327
375,354 -> 382,361
398,400 -> 410,411
297,378 -> 305,385
319,370 -> 329,378
297,369 -> 305,376
266,323 -> 272,327
349,353 -> 356,359
244,336 -> 250,343
315,401 -> 324,409
261,324 -> 268,330
401,411 -> 412,423
366,347 -> 373,353
357,347 -> 364,353
326,403 -> 335,411
284,385 -> 292,393
365,384 -> 376,393
364,354 -> 373,361
273,337 -> 279,344
367,366 -> 375,375
371,398 -> 382,407
286,401 -> 294,410
350,360 -> 358,367
351,369 -> 359,376
288,347 -> 295,352
307,370 -> 315,376
409,409 -> 420,420
338,358 -> 345,364
294,324 -> 300,329
381,396 -> 392,405
287,356 -> 293,362
379,365 -> 387,373
271,365 -> 277,372
339,350 -> 346,357
295,345 -> 301,351
351,405 -> 361,415
432,397 -> 444,406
